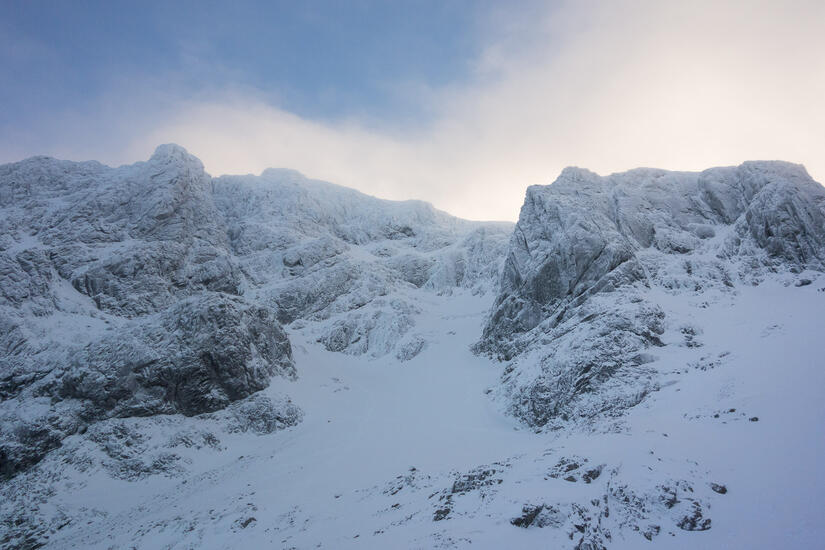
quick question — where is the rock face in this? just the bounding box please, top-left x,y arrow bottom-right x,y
478,162 -> 825,427
60,294 -> 294,418
211,167 -> 512,359
0,145 -> 511,478
0,145 -> 297,478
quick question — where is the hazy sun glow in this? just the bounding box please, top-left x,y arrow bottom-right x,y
3,0 -> 823,221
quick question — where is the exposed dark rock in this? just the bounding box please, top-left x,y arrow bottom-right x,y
643,524 -> 661,540
451,468 -> 500,494
239,517 -> 256,528
581,465 -> 604,484
511,504 -> 545,528
677,501 -> 712,531
710,483 -> 728,494
60,294 -> 294,417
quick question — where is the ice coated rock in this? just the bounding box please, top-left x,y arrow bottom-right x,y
0,144 -> 240,318
0,145 -> 511,478
60,294 -> 294,417
212,167 -> 512,357
478,162 -> 825,427
0,146 -> 292,478
2,292 -> 293,476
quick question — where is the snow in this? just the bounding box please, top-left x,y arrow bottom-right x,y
631,278 -> 825,549
2,148 -> 824,548
17,273 -> 825,549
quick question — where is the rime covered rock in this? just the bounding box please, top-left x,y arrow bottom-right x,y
0,145 -> 511,479
0,146 -> 294,478
212,167 -> 512,356
0,144 -> 241,317
479,162 -> 825,427
60,294 -> 294,417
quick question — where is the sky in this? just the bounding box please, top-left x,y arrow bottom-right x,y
1,0 -> 823,221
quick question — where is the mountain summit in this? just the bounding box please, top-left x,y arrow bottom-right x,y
478,161 -> 825,428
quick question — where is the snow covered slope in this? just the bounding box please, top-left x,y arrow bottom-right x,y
1,150 -> 824,549
4,278 -> 824,549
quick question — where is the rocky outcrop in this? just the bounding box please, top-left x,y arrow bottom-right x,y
60,294 -> 294,418
0,144 -> 241,317
479,162 -> 825,428
0,144 -> 512,479
212,167 -> 512,357
0,145 -> 295,479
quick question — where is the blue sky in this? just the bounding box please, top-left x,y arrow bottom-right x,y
1,1 -> 497,128
1,1 -> 823,221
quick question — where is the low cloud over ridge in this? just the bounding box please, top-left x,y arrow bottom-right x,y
3,0 -> 823,221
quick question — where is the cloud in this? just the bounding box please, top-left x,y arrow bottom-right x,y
4,0 -> 824,221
